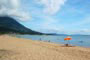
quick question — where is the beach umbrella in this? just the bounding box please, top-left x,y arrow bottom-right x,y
64,36 -> 72,46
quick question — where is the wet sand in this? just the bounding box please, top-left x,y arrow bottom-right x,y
0,35 -> 90,60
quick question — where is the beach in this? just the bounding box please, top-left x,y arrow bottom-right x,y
0,35 -> 90,60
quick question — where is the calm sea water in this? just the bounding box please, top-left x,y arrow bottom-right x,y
16,35 -> 90,48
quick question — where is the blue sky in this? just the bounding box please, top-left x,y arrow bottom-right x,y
17,0 -> 90,35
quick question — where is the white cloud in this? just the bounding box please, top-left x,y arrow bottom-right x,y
71,16 -> 90,26
74,29 -> 90,35
0,0 -> 31,21
36,0 -> 67,15
37,15 -> 65,33
64,29 -> 90,35
82,29 -> 90,32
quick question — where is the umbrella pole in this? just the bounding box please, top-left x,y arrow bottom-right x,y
65,40 -> 69,46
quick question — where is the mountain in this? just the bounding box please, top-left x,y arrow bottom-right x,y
0,16 -> 43,35
45,33 -> 68,36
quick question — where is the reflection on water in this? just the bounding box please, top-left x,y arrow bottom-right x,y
16,35 -> 90,48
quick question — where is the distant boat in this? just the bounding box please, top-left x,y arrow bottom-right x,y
79,41 -> 83,43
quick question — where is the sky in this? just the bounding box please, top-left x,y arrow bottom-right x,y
0,0 -> 90,35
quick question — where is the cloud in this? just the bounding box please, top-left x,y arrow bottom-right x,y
37,15 -> 65,33
71,16 -> 90,26
0,0 -> 31,21
74,29 -> 90,35
36,0 -> 67,15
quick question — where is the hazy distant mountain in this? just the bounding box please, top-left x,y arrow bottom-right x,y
0,16 -> 43,34
45,33 -> 68,36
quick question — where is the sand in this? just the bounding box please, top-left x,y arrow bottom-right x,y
0,35 -> 90,60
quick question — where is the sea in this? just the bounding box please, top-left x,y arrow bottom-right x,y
16,35 -> 90,48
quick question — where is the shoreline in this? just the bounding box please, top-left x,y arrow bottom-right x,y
0,35 -> 90,60
11,34 -> 90,48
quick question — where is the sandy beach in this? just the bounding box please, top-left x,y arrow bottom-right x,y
0,35 -> 90,60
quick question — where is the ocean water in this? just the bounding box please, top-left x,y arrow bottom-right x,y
16,35 -> 90,48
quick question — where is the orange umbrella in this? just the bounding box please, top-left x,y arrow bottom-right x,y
64,36 -> 72,41
64,38 -> 72,40
64,36 -> 72,47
